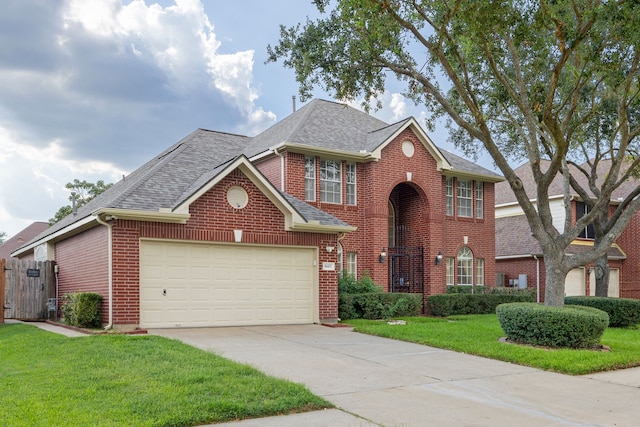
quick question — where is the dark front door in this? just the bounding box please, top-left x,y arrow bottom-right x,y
389,247 -> 424,294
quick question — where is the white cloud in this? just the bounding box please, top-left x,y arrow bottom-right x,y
0,126 -> 126,236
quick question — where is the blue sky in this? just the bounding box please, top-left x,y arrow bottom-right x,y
0,0 -> 495,238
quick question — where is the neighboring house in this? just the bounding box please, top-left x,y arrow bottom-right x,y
0,222 -> 49,260
13,99 -> 501,329
495,160 -> 639,302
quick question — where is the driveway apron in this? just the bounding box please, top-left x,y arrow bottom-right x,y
150,325 -> 640,427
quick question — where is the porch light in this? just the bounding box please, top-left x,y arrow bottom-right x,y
379,248 -> 387,263
435,251 -> 443,265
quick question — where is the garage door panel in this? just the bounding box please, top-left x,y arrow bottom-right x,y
140,241 -> 317,328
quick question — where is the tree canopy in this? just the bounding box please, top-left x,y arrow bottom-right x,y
268,0 -> 640,305
49,179 -> 113,225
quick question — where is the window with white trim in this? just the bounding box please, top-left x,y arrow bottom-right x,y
305,156 -> 316,201
346,252 -> 357,278
457,180 -> 473,217
446,177 -> 454,216
388,201 -> 396,247
475,181 -> 484,219
346,162 -> 356,205
457,246 -> 473,285
446,257 -> 455,286
476,258 -> 484,286
320,159 -> 342,203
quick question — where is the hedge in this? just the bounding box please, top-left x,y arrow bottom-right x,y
338,292 -> 422,320
565,296 -> 640,327
496,302 -> 609,348
426,291 -> 535,317
61,292 -> 103,328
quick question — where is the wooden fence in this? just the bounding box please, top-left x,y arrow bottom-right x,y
2,259 -> 56,321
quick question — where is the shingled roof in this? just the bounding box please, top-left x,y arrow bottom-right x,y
17,99 -> 500,254
496,215 -> 626,260
495,159 -> 640,205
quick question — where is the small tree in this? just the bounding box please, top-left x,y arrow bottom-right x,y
49,179 -> 113,225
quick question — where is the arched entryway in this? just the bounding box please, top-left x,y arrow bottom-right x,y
387,183 -> 427,295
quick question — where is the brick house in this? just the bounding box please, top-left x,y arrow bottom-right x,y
495,160 -> 638,302
13,99 -> 501,329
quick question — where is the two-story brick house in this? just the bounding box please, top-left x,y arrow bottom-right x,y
495,160 -> 639,301
13,99 -> 501,329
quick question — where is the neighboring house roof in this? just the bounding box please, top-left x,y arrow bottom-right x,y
14,98 -> 499,255
495,215 -> 626,260
496,159 -> 639,205
0,222 -> 49,259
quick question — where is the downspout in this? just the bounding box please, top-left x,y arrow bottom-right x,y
95,214 -> 114,330
533,255 -> 540,303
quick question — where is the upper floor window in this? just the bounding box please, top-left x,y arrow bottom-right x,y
475,182 -> 484,219
577,201 -> 595,239
457,246 -> 473,285
305,156 -> 316,201
320,159 -> 342,203
346,162 -> 356,205
446,177 -> 454,216
457,180 -> 473,217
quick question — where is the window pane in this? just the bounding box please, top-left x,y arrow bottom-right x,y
347,252 -> 357,278
320,159 -> 342,203
337,243 -> 343,273
346,162 -> 356,205
476,258 -> 484,286
457,246 -> 473,285
446,257 -> 455,286
305,157 -> 315,201
388,201 -> 396,247
457,180 -> 472,217
446,177 -> 454,216
475,181 -> 484,219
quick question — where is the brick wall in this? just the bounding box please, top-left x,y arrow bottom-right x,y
106,170 -> 340,325
280,127 -> 496,297
55,225 -> 109,320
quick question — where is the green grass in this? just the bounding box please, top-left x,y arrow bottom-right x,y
0,323 -> 330,427
346,314 -> 640,375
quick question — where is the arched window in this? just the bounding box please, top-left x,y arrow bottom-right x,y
457,247 -> 473,286
388,200 -> 396,247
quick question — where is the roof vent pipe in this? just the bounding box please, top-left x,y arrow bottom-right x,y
71,191 -> 77,216
292,95 -> 296,112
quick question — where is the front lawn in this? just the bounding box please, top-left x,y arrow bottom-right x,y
346,314 -> 640,375
0,323 -> 330,427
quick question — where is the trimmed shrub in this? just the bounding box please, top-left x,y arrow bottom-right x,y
61,292 -> 103,328
496,302 -> 609,349
339,293 -> 422,320
338,271 -> 382,294
446,285 -> 488,294
565,296 -> 640,327
426,291 -> 534,317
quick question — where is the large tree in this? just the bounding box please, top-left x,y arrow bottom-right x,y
49,179 -> 113,225
268,0 -> 640,306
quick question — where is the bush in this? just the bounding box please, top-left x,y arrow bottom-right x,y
338,271 -> 382,294
565,296 -> 640,327
61,292 -> 103,328
339,293 -> 422,320
496,302 -> 609,349
426,291 -> 534,317
446,285 -> 488,294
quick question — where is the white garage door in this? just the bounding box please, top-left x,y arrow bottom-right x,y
565,268 -> 586,296
140,240 -> 318,328
589,268 -> 620,298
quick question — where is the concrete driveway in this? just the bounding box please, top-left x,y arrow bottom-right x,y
150,325 -> 640,427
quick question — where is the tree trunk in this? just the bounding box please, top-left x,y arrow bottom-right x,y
593,254 -> 610,297
544,257 -> 567,306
